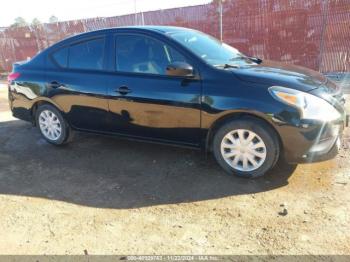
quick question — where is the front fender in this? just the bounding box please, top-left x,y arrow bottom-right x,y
200,88 -> 301,152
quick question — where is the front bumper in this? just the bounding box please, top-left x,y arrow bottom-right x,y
282,116 -> 348,164
299,122 -> 345,163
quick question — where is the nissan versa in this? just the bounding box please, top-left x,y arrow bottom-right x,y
7,26 -> 348,178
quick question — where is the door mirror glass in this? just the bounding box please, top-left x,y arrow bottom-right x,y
166,62 -> 194,78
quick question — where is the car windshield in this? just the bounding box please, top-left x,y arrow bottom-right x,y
168,30 -> 258,67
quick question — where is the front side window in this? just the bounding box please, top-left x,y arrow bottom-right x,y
115,34 -> 187,75
68,38 -> 105,70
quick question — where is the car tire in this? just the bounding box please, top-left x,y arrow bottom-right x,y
35,104 -> 72,145
212,117 -> 280,178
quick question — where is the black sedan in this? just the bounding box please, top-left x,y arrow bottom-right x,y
7,26 -> 348,178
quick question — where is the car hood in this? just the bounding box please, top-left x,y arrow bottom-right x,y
232,60 -> 337,93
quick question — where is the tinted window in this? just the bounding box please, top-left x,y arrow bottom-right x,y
69,38 -> 105,70
52,47 -> 68,68
115,34 -> 187,75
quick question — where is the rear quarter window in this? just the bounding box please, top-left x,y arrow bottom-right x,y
52,47 -> 68,68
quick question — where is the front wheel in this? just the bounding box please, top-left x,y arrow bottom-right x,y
212,117 -> 280,178
35,104 -> 72,145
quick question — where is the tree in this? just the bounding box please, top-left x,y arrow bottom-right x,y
31,18 -> 41,26
49,15 -> 58,23
11,17 -> 27,27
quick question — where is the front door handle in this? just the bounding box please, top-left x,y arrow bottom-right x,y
116,86 -> 132,95
49,81 -> 63,88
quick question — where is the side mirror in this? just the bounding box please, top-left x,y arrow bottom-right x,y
166,62 -> 194,78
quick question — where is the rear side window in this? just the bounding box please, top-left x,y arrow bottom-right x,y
69,38 -> 105,70
52,47 -> 68,68
51,38 -> 105,70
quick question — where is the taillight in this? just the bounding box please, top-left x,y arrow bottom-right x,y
8,72 -> 21,84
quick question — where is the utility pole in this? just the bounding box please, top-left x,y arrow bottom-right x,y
141,12 -> 145,26
218,0 -> 224,42
134,0 -> 137,25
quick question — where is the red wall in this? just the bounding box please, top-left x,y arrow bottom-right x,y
0,0 -> 349,73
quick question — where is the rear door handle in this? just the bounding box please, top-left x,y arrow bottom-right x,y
116,86 -> 132,95
49,81 -> 63,88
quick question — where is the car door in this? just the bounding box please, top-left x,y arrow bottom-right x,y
105,33 -> 202,146
47,35 -> 109,131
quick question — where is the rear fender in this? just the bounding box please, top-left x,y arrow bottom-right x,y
31,97 -> 65,124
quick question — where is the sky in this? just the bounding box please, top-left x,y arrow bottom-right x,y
0,0 -> 212,27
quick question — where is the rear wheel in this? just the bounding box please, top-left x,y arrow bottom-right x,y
213,117 -> 280,178
35,104 -> 72,145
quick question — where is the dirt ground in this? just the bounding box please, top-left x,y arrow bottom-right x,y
0,82 -> 349,255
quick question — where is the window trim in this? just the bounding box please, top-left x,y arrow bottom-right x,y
113,32 -> 198,79
50,35 -> 107,72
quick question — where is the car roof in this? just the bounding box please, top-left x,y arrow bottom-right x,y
66,26 -> 193,41
45,26 -> 193,52
91,25 -> 193,34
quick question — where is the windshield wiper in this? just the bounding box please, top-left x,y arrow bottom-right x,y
248,56 -> 263,64
230,55 -> 263,64
214,63 -> 240,69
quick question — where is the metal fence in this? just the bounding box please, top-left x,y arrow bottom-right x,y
0,0 -> 349,73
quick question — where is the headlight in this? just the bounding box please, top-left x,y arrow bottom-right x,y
268,86 -> 341,122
